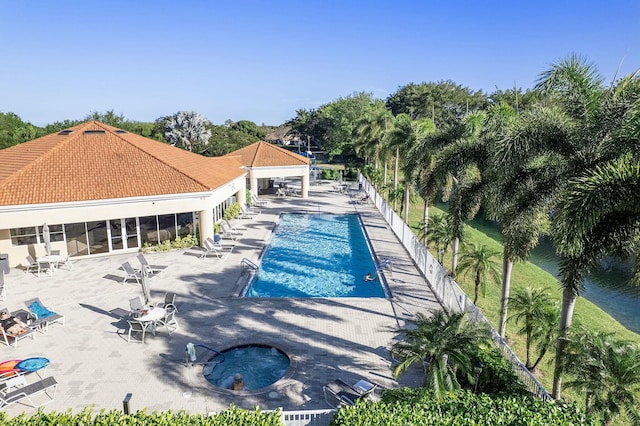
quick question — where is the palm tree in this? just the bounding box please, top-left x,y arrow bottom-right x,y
163,111 -> 212,152
563,328 -> 640,424
391,308 -> 491,392
456,243 -> 501,304
425,213 -> 454,265
508,287 -> 556,369
354,104 -> 392,168
384,113 -> 413,191
552,154 -> 640,399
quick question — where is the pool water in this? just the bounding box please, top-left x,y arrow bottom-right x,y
245,213 -> 385,298
203,345 -> 290,390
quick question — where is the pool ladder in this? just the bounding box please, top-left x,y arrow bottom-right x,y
185,343 -> 225,372
241,258 -> 258,275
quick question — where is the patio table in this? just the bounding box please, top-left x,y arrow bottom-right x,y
134,307 -> 165,336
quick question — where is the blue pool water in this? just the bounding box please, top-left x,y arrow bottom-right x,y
244,213 -> 385,298
203,345 -> 290,390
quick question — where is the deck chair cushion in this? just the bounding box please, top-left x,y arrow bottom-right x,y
28,301 -> 55,319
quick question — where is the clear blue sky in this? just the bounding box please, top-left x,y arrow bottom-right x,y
1,1 -> 638,127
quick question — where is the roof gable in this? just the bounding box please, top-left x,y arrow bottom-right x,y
226,141 -> 310,167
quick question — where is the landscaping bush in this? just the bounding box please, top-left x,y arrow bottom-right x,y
321,168 -> 341,180
142,234 -> 199,252
330,389 -> 595,426
0,406 -> 283,425
223,202 -> 241,220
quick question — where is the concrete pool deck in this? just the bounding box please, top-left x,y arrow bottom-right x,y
1,180 -> 442,417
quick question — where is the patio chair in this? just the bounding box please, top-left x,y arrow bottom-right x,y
0,308 -> 37,348
137,254 -> 168,276
51,250 -> 72,270
25,256 -> 52,277
124,320 -> 146,343
156,292 -> 177,312
0,375 -> 58,409
129,296 -> 145,318
156,309 -> 178,335
323,378 -> 377,408
24,298 -> 65,332
121,261 -> 142,284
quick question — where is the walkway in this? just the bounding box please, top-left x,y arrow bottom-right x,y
2,180 -> 441,416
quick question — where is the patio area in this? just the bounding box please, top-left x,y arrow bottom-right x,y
1,180 -> 442,416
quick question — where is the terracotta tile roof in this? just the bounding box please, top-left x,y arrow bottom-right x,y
226,141 -> 310,167
0,121 -> 246,206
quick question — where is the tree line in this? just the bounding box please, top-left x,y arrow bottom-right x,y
0,110 -> 270,156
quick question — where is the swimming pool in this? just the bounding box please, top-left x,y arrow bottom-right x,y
244,213 -> 386,298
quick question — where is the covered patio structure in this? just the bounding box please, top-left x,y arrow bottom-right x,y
226,141 -> 311,198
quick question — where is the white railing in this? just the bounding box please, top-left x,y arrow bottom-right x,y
361,174 -> 552,401
281,409 -> 336,426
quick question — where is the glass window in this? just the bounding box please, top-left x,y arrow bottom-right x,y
10,227 -> 38,246
65,223 -> 89,256
139,216 -> 159,245
86,221 -> 109,254
177,212 -> 194,237
41,224 -> 65,242
157,214 -> 176,242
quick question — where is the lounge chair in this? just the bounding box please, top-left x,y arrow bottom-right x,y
200,237 -> 231,259
121,261 -> 142,284
0,375 -> 58,409
239,204 -> 259,219
137,254 -> 168,276
250,192 -> 268,207
0,308 -> 37,348
51,250 -> 73,270
323,378 -> 377,408
24,298 -> 65,332
220,222 -> 242,240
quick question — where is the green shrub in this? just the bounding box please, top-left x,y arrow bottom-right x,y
223,202 -> 241,220
321,168 -> 340,180
141,234 -> 199,252
0,405 -> 283,425
330,389 -> 595,426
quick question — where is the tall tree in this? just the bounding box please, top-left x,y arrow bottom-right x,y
386,81 -> 488,127
162,111 -> 212,153
392,308 -> 491,393
456,243 -> 501,304
564,328 -> 640,424
508,287 -> 554,369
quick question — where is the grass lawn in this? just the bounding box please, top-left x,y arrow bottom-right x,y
405,199 -> 640,399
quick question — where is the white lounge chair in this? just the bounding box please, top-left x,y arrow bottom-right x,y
250,192 -> 267,207
0,376 -> 58,408
137,254 -> 168,276
220,222 -> 242,240
121,261 -> 142,284
0,308 -> 37,348
24,298 -> 65,332
239,204 -> 260,219
200,238 -> 222,259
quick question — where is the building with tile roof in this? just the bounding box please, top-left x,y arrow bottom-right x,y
226,141 -> 310,198
0,121 -> 247,267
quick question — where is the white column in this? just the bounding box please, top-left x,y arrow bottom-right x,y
199,209 -> 214,246
249,173 -> 258,197
301,172 -> 309,198
236,188 -> 247,206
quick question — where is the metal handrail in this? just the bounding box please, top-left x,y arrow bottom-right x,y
241,258 -> 258,275
186,343 -> 225,368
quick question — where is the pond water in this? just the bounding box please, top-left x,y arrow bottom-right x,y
468,213 -> 640,334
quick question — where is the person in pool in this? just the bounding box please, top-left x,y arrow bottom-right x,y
363,272 -> 377,282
